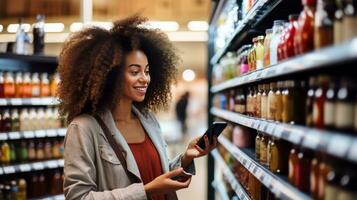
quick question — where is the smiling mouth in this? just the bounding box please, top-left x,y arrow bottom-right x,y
134,86 -> 147,93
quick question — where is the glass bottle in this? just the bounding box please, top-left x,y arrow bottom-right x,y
15,72 -> 23,98
324,170 -> 341,200
256,132 -> 262,160
44,139 -> 52,160
17,179 -> 26,200
29,108 -> 38,130
17,140 -> 28,163
275,81 -> 284,122
268,82 -> 277,121
2,110 -> 12,132
318,156 -> 331,200
256,85 -> 262,118
249,38 -> 257,72
19,109 -> 29,131
247,87 -> 253,116
310,156 -> 320,199
334,0 -> 344,44
260,134 -> 269,166
23,72 -> 32,98
342,0 -> 357,41
31,73 -> 40,97
240,45 -> 252,74
289,147 -> 299,184
255,36 -> 265,70
37,108 -> 45,130
33,14 -> 45,54
324,81 -> 336,130
278,22 -> 289,62
0,72 -> 4,98
15,18 -> 26,54
335,78 -> 355,132
295,0 -> 316,55
1,141 -> 10,165
38,173 -> 46,196
9,143 -> 16,164
52,140 -> 61,159
4,72 -> 16,98
284,15 -> 299,59
282,80 -> 293,124
36,140 -> 45,161
40,73 -> 50,97
337,171 -> 357,200
306,77 -> 317,126
314,0 -> 335,49
264,29 -> 273,67
11,109 -> 20,132
51,170 -> 62,194
252,86 -> 258,117
10,180 -> 19,200
28,140 -> 36,161
270,20 -> 285,65
295,149 -> 312,192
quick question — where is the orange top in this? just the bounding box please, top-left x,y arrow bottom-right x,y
129,134 -> 166,200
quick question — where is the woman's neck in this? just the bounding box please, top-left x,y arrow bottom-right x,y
111,98 -> 134,122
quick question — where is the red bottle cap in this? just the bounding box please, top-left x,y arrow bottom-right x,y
302,0 -> 316,6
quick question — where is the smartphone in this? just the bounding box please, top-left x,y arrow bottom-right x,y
196,121 -> 227,149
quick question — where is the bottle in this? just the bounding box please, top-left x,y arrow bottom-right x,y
267,82 -> 277,121
10,180 -> 19,200
29,108 -> 38,130
247,87 -> 253,116
295,0 -> 316,55
248,38 -> 257,72
324,81 -> 336,129
295,149 -> 312,192
31,73 -> 40,97
9,143 -> 16,164
4,72 -> 16,98
289,147 -> 299,184
51,170 -> 62,194
252,86 -> 257,117
17,179 -> 26,200
1,142 -> 11,165
335,78 -> 355,132
52,140 -> 61,159
260,134 -> 269,166
310,156 -> 320,199
256,132 -> 262,160
17,140 -> 28,163
29,174 -> 39,198
261,84 -> 269,119
33,14 -> 45,54
284,15 -> 299,58
264,29 -> 273,67
314,0 -> 335,49
268,137 -> 289,174
337,171 -> 357,200
277,22 -> 289,61
40,73 -> 50,97
19,109 -> 29,131
15,18 -> 26,54
334,0 -> 344,44
44,139 -> 52,159
313,76 -> 329,128
318,156 -> 331,200
324,170 -> 341,200
0,72 -> 4,98
342,0 -> 357,42
11,109 -> 20,132
28,140 -> 36,161
275,81 -> 284,122
306,77 -> 317,126
22,72 -> 32,98
14,72 -> 24,98
37,108 -> 45,130
36,140 -> 45,161
282,81 -> 293,123
2,110 -> 12,132
240,45 -> 251,74
256,85 -> 262,118
255,36 -> 265,69
270,20 -> 285,65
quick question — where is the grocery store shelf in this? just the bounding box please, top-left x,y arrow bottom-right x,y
0,159 -> 64,175
211,107 -> 357,164
0,97 -> 59,106
0,53 -> 58,64
211,39 -> 357,93
211,149 -> 251,200
212,179 -> 230,200
29,194 -> 64,200
0,128 -> 67,141
218,136 -> 311,200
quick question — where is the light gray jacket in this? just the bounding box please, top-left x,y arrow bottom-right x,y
63,106 -> 195,200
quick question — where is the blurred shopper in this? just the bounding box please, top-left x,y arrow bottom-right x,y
175,91 -> 190,135
58,15 -> 217,200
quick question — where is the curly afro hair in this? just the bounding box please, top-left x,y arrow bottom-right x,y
57,15 -> 179,123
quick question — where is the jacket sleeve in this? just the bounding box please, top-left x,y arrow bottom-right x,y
63,123 -> 147,200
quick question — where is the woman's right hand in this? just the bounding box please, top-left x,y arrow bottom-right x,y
144,168 -> 192,196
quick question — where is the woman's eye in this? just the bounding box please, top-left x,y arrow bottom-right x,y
131,71 -> 139,75
145,70 -> 150,75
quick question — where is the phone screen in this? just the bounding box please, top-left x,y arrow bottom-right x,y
196,122 -> 227,149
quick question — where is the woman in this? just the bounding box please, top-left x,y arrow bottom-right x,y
58,15 -> 217,200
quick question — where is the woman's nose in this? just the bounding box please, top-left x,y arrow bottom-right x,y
139,73 -> 149,83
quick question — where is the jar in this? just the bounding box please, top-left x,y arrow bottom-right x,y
270,20 -> 285,65
260,134 -> 269,166
275,81 -> 284,122
256,36 -> 265,70
342,0 -> 357,42
239,45 -> 252,74
261,84 -> 269,119
306,77 -> 317,126
268,82 -> 277,121
295,0 -> 316,55
334,0 -> 344,44
314,0 -> 335,49
313,75 -> 329,129
295,149 -> 312,192
264,29 -> 273,67
284,15 -> 299,59
278,23 -> 289,61
335,78 -> 355,132
324,81 -> 336,129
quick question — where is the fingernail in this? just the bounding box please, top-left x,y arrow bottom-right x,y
204,135 -> 208,139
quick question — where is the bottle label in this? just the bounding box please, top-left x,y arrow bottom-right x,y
240,64 -> 249,74
324,101 -> 335,127
335,102 -> 354,129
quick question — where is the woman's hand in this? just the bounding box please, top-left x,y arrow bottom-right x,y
144,168 -> 192,196
181,135 -> 218,168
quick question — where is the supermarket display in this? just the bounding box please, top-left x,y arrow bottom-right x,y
208,0 -> 357,200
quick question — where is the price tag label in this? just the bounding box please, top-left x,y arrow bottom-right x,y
32,162 -> 45,170
267,123 -> 276,134
262,175 -> 272,186
302,130 -> 320,150
22,98 -> 32,105
46,129 -> 57,137
46,160 -> 59,168
8,132 -> 21,140
23,131 -> 35,139
253,120 -> 260,129
0,133 -> 8,140
0,99 -> 7,105
19,164 -> 31,172
3,166 -> 16,174
0,168 -> 3,175
255,168 -> 263,179
58,129 -> 67,136
347,139 -> 357,163
266,68 -> 276,77
58,159 -> 64,167
273,125 -> 284,138
288,129 -> 303,144
35,130 -> 46,138
9,98 -> 22,105
54,195 -> 65,200
327,135 -> 351,158
256,71 -> 262,79
243,75 -> 249,82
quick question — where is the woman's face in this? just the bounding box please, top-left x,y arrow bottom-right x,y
121,50 -> 150,102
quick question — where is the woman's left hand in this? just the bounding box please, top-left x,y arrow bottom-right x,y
181,135 -> 218,168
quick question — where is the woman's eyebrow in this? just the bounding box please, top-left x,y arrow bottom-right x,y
127,64 -> 149,68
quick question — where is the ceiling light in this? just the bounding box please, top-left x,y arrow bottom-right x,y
182,69 -> 196,82
44,23 -> 65,32
187,21 -> 209,31
70,22 -> 113,32
166,31 -> 208,42
146,21 -> 179,32
70,22 -> 83,32
7,24 -> 31,33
